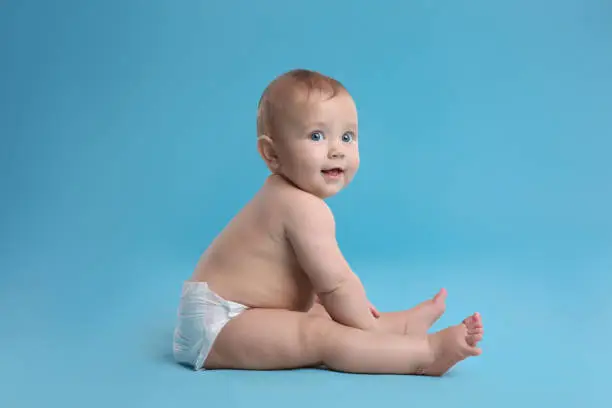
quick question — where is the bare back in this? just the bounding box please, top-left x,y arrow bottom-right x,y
191,175 -> 315,311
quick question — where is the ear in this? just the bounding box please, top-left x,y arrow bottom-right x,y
257,134 -> 281,172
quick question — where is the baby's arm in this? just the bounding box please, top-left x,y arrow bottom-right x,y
284,194 -> 379,331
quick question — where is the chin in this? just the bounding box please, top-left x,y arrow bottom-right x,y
294,177 -> 347,199
316,185 -> 344,199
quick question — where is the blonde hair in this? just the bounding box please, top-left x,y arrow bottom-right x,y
256,69 -> 348,138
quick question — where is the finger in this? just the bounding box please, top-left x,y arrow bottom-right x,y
370,305 -> 381,318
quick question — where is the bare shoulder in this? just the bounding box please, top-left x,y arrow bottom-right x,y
262,175 -> 335,230
266,178 -> 350,296
279,186 -> 334,233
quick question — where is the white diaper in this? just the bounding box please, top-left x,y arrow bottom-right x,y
173,281 -> 249,370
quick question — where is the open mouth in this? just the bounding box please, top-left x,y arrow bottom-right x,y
321,168 -> 344,177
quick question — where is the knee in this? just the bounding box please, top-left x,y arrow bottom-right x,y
299,315 -> 335,363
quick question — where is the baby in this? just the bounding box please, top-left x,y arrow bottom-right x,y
173,69 -> 484,375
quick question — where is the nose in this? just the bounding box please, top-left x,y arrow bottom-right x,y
328,143 -> 345,159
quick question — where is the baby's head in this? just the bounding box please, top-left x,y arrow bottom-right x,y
256,69 -> 359,199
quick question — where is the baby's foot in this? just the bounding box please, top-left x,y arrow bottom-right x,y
418,312 -> 484,376
402,288 -> 447,336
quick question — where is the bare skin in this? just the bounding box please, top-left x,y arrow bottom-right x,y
182,72 -> 485,375
205,306 -> 483,376
192,175 -> 483,375
309,288 -> 448,336
423,312 -> 484,376
387,288 -> 448,335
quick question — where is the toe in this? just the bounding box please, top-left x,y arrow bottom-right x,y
463,314 -> 476,327
467,333 -> 483,346
433,288 -> 447,303
464,313 -> 483,329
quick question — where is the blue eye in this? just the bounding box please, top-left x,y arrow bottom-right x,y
342,132 -> 354,143
310,131 -> 324,141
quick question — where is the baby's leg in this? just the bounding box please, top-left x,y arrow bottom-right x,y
309,288 -> 447,336
380,288 -> 448,335
206,308 -> 432,373
205,308 -> 482,375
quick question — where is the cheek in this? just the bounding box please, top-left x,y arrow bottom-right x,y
351,149 -> 360,167
298,146 -> 324,163
283,147 -> 321,175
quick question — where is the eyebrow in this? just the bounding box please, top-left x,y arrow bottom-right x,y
304,122 -> 329,130
304,122 -> 357,131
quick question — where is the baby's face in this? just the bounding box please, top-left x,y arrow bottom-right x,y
274,91 -> 359,198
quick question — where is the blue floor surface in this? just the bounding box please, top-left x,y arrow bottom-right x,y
1,248 -> 610,407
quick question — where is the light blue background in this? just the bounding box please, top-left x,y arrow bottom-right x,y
1,1 -> 610,407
